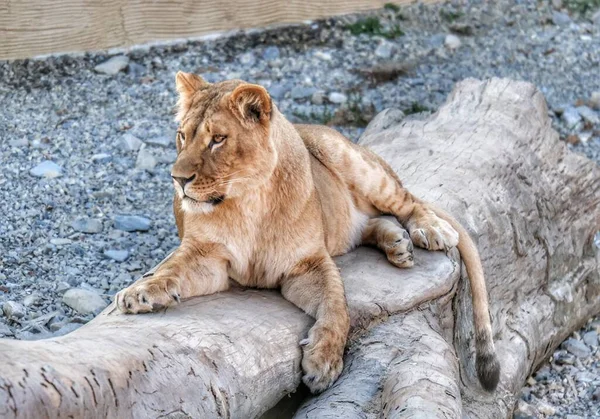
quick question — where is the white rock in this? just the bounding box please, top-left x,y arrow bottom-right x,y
314,51 -> 332,61
593,9 -> 600,26
561,106 -> 582,128
239,52 -> 256,66
145,136 -> 172,147
91,153 -> 112,163
552,11 -> 571,26
103,249 -> 130,262
120,133 -> 144,152
577,106 -> 599,125
9,138 -> 29,147
30,161 -> 62,178
590,91 -> 600,110
50,238 -> 72,246
2,301 -> 26,319
536,401 -> 556,416
136,145 -> 157,171
328,92 -> 348,104
23,293 -> 40,307
0,323 -> 12,337
94,55 -> 130,75
62,288 -> 108,314
445,34 -> 462,50
375,41 -> 395,59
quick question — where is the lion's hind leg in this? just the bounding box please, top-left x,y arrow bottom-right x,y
361,218 -> 414,268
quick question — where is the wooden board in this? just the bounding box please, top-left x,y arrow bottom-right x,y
0,0 -> 438,60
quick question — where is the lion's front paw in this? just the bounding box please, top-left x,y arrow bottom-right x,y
385,229 -> 414,268
299,327 -> 345,394
116,277 -> 181,314
410,216 -> 459,251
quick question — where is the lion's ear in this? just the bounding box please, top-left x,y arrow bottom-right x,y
175,71 -> 207,121
229,84 -> 272,125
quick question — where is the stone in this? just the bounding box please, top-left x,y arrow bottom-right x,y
562,338 -> 591,358
2,301 -> 26,319
94,55 -> 130,75
593,387 -> 600,401
62,288 -> 108,314
56,282 -> 71,294
576,106 -> 599,125
91,153 -> 112,163
269,83 -> 290,100
429,34 -> 446,48
328,92 -> 348,104
553,350 -> 575,365
374,41 -> 395,59
103,249 -> 130,262
444,34 -> 462,50
136,146 -> 157,171
583,330 -> 598,346
127,62 -> 146,77
590,91 -> 600,110
120,133 -> 144,152
513,400 -> 539,419
50,238 -> 72,246
593,9 -> 600,26
552,11 -> 571,26
71,218 -> 103,234
9,138 -> 29,147
114,215 -> 152,232
578,131 -> 593,144
145,136 -> 172,147
23,294 -> 40,307
262,46 -> 280,61
574,371 -> 595,383
291,86 -> 317,100
157,150 -> 178,164
239,52 -> 256,66
0,323 -> 12,337
449,23 -> 474,36
561,106 -> 582,128
536,401 -> 556,416
29,161 -> 62,178
314,51 -> 332,61
311,91 -> 325,105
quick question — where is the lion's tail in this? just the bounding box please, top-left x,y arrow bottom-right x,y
432,206 -> 500,391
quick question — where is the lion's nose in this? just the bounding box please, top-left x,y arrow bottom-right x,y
172,174 -> 195,190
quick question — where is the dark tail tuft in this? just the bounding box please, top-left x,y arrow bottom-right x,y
476,348 -> 500,391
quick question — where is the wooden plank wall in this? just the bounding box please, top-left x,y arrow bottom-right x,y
0,0 -> 436,60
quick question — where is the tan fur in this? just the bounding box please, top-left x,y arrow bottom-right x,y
116,73 -> 500,393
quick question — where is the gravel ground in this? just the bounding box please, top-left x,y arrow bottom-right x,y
0,0 -> 599,416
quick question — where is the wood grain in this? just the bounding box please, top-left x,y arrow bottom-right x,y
0,0 -> 438,60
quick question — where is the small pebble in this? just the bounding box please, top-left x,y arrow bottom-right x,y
103,249 -> 130,262
444,34 -> 462,49
136,146 -> 158,171
30,161 -> 62,178
114,215 -> 152,232
328,92 -> 348,104
94,55 -> 130,75
71,218 -> 103,234
2,301 -> 26,319
62,288 -> 108,315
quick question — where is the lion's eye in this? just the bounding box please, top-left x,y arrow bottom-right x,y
178,131 -> 186,146
213,134 -> 227,144
209,134 -> 227,150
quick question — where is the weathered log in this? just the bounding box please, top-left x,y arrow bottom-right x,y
1,78 -> 598,418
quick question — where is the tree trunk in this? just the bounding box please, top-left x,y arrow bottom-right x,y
1,78 -> 598,418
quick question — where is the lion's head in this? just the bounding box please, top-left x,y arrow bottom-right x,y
171,72 -> 276,214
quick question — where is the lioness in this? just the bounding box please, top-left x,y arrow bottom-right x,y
116,72 -> 500,393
